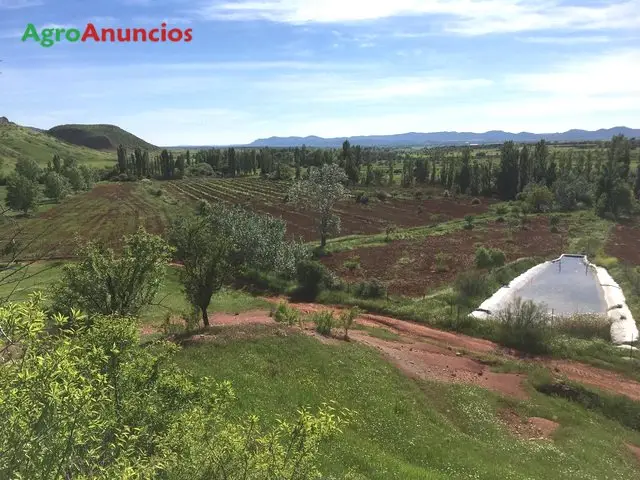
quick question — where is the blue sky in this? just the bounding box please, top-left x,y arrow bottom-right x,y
1,0 -> 639,145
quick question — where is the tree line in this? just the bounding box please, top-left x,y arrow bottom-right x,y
2,155 -> 97,214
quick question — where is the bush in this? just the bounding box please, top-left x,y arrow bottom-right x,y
522,183 -> 554,213
272,301 -> 301,326
471,197 -> 481,205
464,215 -> 474,230
310,310 -> 336,336
293,260 -> 329,301
435,252 -> 451,272
354,278 -> 387,299
375,191 -> 389,201
475,247 -> 505,269
339,306 -> 361,340
384,224 -> 397,242
496,298 -> 551,354
186,162 -> 214,177
553,314 -> 610,340
343,256 -> 361,272
454,271 -> 491,301
496,205 -> 508,216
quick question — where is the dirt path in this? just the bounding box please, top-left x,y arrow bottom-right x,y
197,301 -> 640,402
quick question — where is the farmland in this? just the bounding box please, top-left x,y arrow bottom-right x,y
0,182 -> 180,259
163,177 -> 490,241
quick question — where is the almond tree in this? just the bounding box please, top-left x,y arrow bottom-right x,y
288,163 -> 348,249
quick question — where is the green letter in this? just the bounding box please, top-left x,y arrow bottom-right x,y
65,28 -> 81,42
21,23 -> 40,43
41,28 -> 54,47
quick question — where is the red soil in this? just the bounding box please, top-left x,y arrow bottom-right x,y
500,410 -> 560,440
607,222 -> 640,265
321,216 -> 565,296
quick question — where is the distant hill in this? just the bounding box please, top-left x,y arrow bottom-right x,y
0,122 -> 115,174
248,127 -> 640,148
48,124 -> 156,151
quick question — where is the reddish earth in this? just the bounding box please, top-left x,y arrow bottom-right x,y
607,222 -> 640,265
547,360 -> 640,402
625,443 -> 640,464
164,179 -> 492,241
500,410 -> 560,440
179,300 -> 640,402
321,216 -> 565,296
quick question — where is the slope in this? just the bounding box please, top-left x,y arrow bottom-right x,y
0,123 -> 115,174
48,124 -> 156,151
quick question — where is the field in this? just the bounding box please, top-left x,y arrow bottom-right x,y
322,215 -> 565,296
0,182 -> 179,259
163,177 -> 490,241
0,124 -> 116,174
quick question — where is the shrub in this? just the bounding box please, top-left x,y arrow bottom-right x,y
186,162 -> 214,177
475,247 -> 505,269
464,215 -> 475,230
471,197 -> 481,205
272,301 -> 301,326
435,252 -> 451,272
355,191 -> 369,204
496,205 -> 508,216
310,310 -> 336,336
343,256 -> 361,272
443,189 -> 450,198
384,224 -> 397,242
339,306 -> 361,340
293,260 -> 329,301
375,190 -> 389,201
553,314 -> 610,341
496,298 -> 551,354
454,271 -> 491,301
549,215 -> 560,227
354,278 -> 387,299
522,183 -> 554,213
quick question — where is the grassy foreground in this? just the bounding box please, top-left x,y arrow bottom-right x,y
175,325 -> 640,479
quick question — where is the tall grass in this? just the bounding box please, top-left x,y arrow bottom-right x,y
496,298 -> 552,354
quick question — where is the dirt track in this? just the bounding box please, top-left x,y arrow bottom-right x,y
197,302 -> 640,402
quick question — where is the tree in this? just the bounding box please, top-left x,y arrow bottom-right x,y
533,139 -> 548,184
609,134 -> 631,179
43,171 -> 71,202
289,164 -> 348,248
14,157 -> 41,182
457,147 -> 471,194
170,203 -> 308,326
635,165 -> 640,199
518,144 -> 531,191
497,141 -> 519,200
79,164 -> 95,190
63,167 -> 86,191
52,154 -> 62,173
117,144 -> 127,174
51,227 -> 174,318
0,295 -> 349,479
5,174 -> 41,214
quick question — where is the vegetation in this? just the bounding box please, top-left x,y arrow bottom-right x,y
48,124 -> 157,151
0,296 -> 348,479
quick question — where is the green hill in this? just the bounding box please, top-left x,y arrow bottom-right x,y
48,124 -> 156,151
0,123 -> 115,174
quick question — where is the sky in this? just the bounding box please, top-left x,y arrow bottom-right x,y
0,0 -> 639,146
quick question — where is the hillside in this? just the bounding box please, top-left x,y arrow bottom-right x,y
249,126 -> 640,147
48,124 -> 156,151
0,122 -> 115,174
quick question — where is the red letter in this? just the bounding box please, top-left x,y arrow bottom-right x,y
101,28 -> 115,42
168,29 -> 183,42
184,29 -> 193,42
117,28 -> 131,42
82,23 -> 100,42
133,28 -> 147,42
149,29 -> 160,42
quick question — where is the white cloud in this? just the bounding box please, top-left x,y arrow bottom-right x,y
0,0 -> 42,9
517,35 -> 612,45
257,73 -> 493,102
196,0 -> 640,35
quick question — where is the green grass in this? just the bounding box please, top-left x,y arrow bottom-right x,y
0,261 -> 269,324
0,124 -> 115,174
174,326 -> 640,479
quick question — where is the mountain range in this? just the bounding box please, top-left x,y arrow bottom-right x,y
246,127 -> 640,148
